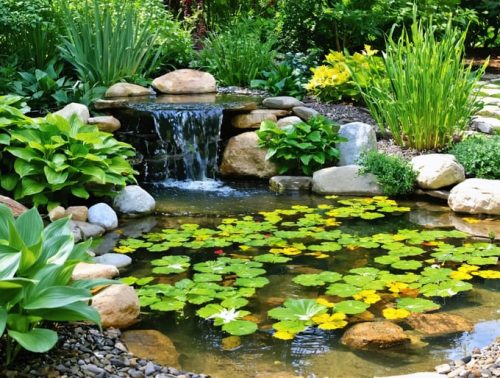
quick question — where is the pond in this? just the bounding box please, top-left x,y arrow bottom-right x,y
114,181 -> 500,378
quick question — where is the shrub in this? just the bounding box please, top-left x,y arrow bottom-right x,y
352,16 -> 486,151
306,46 -> 385,103
449,135 -> 500,179
257,116 -> 346,175
0,205 -> 109,365
358,151 -> 417,196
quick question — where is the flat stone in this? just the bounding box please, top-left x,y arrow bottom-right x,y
252,109 -> 290,117
0,195 -> 28,216
231,111 -> 277,129
292,106 -> 319,121
65,206 -> 88,222
411,154 -> 465,190
87,116 -> 121,133
91,284 -> 140,329
262,96 -> 304,109
415,189 -> 450,201
375,373 -> 445,378
152,69 -> 216,94
88,203 -> 118,230
72,262 -> 119,281
93,99 -> 130,110
341,321 -> 410,349
71,221 -> 105,239
269,176 -> 312,193
337,122 -> 377,166
406,313 -> 473,336
105,83 -> 153,98
312,165 -> 383,196
53,103 -> 90,123
113,185 -> 156,216
448,178 -> 500,215
409,209 -> 453,228
68,220 -> 83,242
122,330 -> 180,368
472,116 -> 500,134
48,205 -> 66,221
94,253 -> 132,269
277,116 -> 302,128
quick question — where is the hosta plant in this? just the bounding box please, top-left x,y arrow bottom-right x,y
0,205 -> 109,365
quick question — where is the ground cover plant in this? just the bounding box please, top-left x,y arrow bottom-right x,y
449,135 -> 500,179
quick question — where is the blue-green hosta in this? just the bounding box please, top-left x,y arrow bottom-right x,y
0,205 -> 111,364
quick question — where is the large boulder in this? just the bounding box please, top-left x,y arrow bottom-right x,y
72,262 -> 119,281
87,116 -> 121,133
340,321 -> 410,349
448,178 -> 500,215
91,284 -> 140,329
53,103 -> 90,123
88,203 -> 118,230
337,122 -> 377,166
219,132 -> 279,178
105,83 -> 152,98
152,69 -> 216,94
113,185 -> 156,215
411,154 -> 465,190
121,330 -> 180,368
263,96 -> 304,110
0,195 -> 27,216
231,110 -> 278,129
405,313 -> 473,336
312,165 -> 383,196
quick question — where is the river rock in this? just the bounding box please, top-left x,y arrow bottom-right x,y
411,154 -> 465,190
277,116 -> 302,128
292,106 -> 319,121
88,203 -> 118,230
340,321 -> 410,349
472,116 -> 500,134
87,116 -> 121,133
69,221 -> 83,242
121,330 -> 180,368
71,221 -> 105,239
72,262 -> 119,280
337,122 -> 377,166
93,99 -> 130,110
105,83 -> 152,98
450,214 -> 500,240
48,205 -> 66,221
219,132 -> 279,178
252,109 -> 290,117
270,176 -> 312,192
231,110 -> 277,129
263,96 -> 304,109
0,195 -> 27,216
94,253 -> 132,269
113,185 -> 156,215
91,284 -> 140,329
152,69 -> 216,94
405,313 -> 473,336
53,103 -> 90,123
448,179 -> 500,215
65,206 -> 88,222
312,165 -> 383,195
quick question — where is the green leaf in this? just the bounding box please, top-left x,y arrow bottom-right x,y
220,297 -> 248,309
333,300 -> 370,314
1,174 -> 18,191
71,186 -> 90,199
397,297 -> 440,313
222,320 -> 257,336
24,286 -> 91,310
391,260 -> 422,270
31,302 -> 100,325
43,166 -> 69,185
0,307 -> 6,336
15,207 -> 43,247
0,251 -> 21,279
14,159 -> 37,178
234,277 -> 269,288
326,283 -> 361,297
150,299 -> 185,312
8,328 -> 58,353
253,254 -> 291,264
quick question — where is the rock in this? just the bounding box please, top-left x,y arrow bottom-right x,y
94,253 -> 132,269
72,262 -> 119,281
105,83 -> 152,98
374,373 -> 445,378
411,154 -> 465,190
252,109 -> 290,117
434,364 -> 451,374
269,176 -> 312,193
0,195 -> 28,216
450,214 -> 500,240
91,284 -> 140,329
152,69 -> 216,94
340,321 -> 410,349
122,330 -> 180,368
312,165 -> 383,196
409,209 -> 453,229
71,221 -> 105,239
448,179 -> 500,215
68,220 -> 83,242
219,132 -> 279,178
87,116 -> 121,133
262,96 -> 304,109
472,116 -> 500,134
88,203 -> 118,230
93,99 -> 130,110
292,106 -> 319,121
53,103 -> 90,123
406,313 -> 473,336
277,116 -> 302,128
231,110 -> 277,129
65,206 -> 88,222
415,189 -> 450,201
48,205 -> 66,221
113,186 -> 156,215
337,122 -> 377,166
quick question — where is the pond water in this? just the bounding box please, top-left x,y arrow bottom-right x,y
116,181 -> 500,378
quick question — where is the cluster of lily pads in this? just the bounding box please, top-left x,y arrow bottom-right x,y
118,196 -> 500,340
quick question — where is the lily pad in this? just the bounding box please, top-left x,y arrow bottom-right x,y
253,254 -> 291,263
333,300 -> 369,315
326,283 -> 361,297
396,297 -> 440,313
234,277 -> 269,288
222,320 -> 258,336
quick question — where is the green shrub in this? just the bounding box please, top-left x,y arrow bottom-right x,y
0,205 -> 110,365
257,116 -> 346,175
352,16 -> 486,151
358,151 -> 417,196
449,135 -> 500,179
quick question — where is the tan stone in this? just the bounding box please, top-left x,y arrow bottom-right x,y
231,111 -> 277,129
252,109 -> 290,117
122,330 -> 180,367
406,313 -> 473,336
152,69 -> 216,94
262,96 -> 304,109
448,178 -> 500,215
65,206 -> 88,222
340,321 -> 410,349
277,116 -> 302,128
0,195 -> 28,216
105,83 -> 152,98
54,103 -> 90,123
72,262 -> 119,281
219,132 -> 278,178
312,165 -> 383,196
48,206 -> 66,221
411,154 -> 465,190
450,214 -> 500,240
87,116 -> 121,133
91,284 -> 140,329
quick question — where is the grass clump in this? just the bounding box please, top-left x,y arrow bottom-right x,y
449,135 -> 500,179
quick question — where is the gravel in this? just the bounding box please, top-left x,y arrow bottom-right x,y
0,325 -> 207,378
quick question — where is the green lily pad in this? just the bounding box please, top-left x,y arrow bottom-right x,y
222,320 -> 258,336
221,297 -> 249,309
293,272 -> 342,287
151,255 -> 191,275
326,283 -> 361,297
397,297 -> 440,313
391,260 -> 422,270
268,299 -> 327,322
272,320 -> 308,334
333,300 -> 370,314
150,299 -> 185,312
234,277 -> 269,288
193,273 -> 223,282
374,255 -> 400,265
253,254 -> 291,263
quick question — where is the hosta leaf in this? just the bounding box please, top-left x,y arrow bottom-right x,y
8,328 -> 58,353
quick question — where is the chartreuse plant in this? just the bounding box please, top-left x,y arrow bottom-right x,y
0,205 -> 109,365
449,135 -> 500,179
257,116 -> 346,175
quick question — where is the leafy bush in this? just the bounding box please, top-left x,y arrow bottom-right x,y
306,46 -> 385,103
358,151 -> 417,196
257,116 -> 346,175
0,205 -> 108,365
352,17 -> 486,151
0,96 -> 137,208
449,135 -> 500,179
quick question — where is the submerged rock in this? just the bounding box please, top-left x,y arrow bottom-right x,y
0,195 -> 27,216
448,178 -> 500,215
113,185 -> 156,216
337,122 -> 377,166
312,165 -> 383,196
411,154 -> 465,190
72,262 -> 119,280
105,83 -> 153,98
340,321 -> 410,349
88,203 -> 119,230
53,103 -> 90,123
406,313 -> 473,336
270,176 -> 312,192
91,284 -> 140,329
152,69 -> 216,94
122,329 -> 180,368
450,214 -> 500,240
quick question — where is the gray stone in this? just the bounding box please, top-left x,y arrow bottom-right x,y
448,179 -> 500,215
292,106 -> 319,121
113,186 -> 156,215
277,116 -> 302,128
152,69 -> 216,94
472,116 -> 500,134
94,253 -> 132,269
411,154 -> 465,190
269,176 -> 312,193
337,122 -> 377,166
87,116 -> 121,133
105,83 -> 152,98
53,103 -> 90,123
71,221 -> 105,239
69,221 -> 83,242
262,96 -> 304,109
312,165 -> 383,196
88,203 -> 119,230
